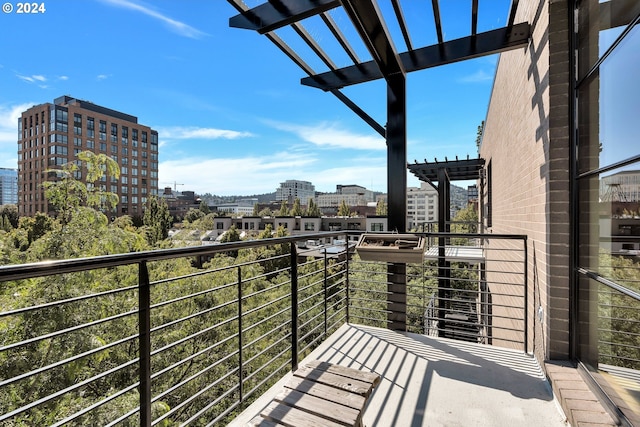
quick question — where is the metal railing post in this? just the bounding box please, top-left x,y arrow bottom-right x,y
138,261 -> 151,427
345,237 -> 350,324
290,244 -> 299,371
237,266 -> 243,402
323,248 -> 328,337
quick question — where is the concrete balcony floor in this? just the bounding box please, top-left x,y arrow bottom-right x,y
232,324 -> 568,426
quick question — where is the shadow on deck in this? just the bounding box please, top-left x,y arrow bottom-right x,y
231,324 -> 568,426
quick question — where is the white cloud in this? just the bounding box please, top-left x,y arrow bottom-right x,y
96,74 -> 110,80
459,70 -> 493,83
99,0 -> 207,39
0,103 -> 34,168
266,120 -> 385,150
159,152 -> 316,195
58,75 -> 69,81
157,126 -> 253,141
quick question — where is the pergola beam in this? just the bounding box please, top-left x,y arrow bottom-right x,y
229,0 -> 340,34
303,22 -> 530,90
340,0 -> 406,82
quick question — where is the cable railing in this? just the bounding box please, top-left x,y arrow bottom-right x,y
0,232 -> 348,426
349,232 -> 529,352
0,229 -> 532,425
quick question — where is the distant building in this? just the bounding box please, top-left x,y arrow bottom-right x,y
18,96 -> 158,217
275,180 -> 315,205
215,198 -> 258,216
406,183 -> 438,230
0,168 -> 18,205
160,187 -> 202,220
316,184 -> 375,211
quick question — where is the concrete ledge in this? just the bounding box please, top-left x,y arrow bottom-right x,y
545,361 -> 616,427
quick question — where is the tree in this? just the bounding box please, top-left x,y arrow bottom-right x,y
258,207 -> 272,217
338,200 -> 351,217
376,199 -> 387,216
43,151 -> 120,224
476,120 -> 485,151
0,204 -> 18,229
278,200 -> 289,216
143,196 -> 173,245
305,199 -> 321,217
183,208 -> 205,224
291,198 -> 303,216
252,203 -> 259,216
199,201 -> 210,214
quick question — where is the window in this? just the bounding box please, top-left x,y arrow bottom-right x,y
371,223 -> 384,232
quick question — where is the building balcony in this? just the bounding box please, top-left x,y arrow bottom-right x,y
0,231 -> 635,425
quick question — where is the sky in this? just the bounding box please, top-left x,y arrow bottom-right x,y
0,0 -> 513,196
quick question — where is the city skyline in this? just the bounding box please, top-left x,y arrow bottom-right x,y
0,0 -> 511,195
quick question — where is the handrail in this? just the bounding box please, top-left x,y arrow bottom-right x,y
0,231 -> 348,281
578,267 -> 640,302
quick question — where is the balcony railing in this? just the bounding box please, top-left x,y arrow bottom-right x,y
1,231 -> 530,425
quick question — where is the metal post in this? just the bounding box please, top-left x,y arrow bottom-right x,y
138,261 -> 151,427
345,237 -> 350,324
323,249 -> 328,337
290,244 -> 299,371
237,266 -> 243,401
386,72 -> 408,331
437,168 -> 451,337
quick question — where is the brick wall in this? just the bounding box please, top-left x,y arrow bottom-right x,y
480,0 -> 571,362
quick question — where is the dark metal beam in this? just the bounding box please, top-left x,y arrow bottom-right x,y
472,0 -> 479,36
302,22 -> 530,90
391,0 -> 413,51
340,0 -> 405,82
320,12 -> 361,64
507,0 -> 520,27
227,0 -> 384,136
229,0 -> 340,34
386,73 -> 406,233
432,0 -> 444,44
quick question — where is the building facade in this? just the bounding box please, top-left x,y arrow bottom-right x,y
316,184 -> 375,210
0,168 -> 18,205
480,1 -> 639,424
406,182 -> 438,230
18,96 -> 158,217
275,180 -> 315,205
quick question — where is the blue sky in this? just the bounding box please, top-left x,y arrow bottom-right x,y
0,0 -> 512,195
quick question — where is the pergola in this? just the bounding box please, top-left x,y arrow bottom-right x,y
228,0 -> 529,329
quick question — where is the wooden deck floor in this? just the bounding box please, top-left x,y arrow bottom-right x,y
231,324 -> 568,426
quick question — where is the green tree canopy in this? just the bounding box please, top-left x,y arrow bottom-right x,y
199,201 -> 210,214
338,200 -> 351,217
305,199 -> 321,217
278,200 -> 289,216
375,199 -> 387,216
143,196 -> 173,245
0,204 -> 18,229
291,198 -> 303,216
43,151 -> 120,224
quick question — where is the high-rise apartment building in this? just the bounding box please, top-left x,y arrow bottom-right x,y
275,180 -> 315,205
406,182 -> 438,230
18,96 -> 158,217
0,168 -> 18,205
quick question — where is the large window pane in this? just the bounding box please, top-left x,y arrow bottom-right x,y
578,24 -> 640,173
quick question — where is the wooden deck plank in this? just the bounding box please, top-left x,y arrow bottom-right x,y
260,400 -> 345,427
247,415 -> 285,426
293,366 -> 375,397
284,376 -> 367,411
275,388 -> 361,426
305,361 -> 381,387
